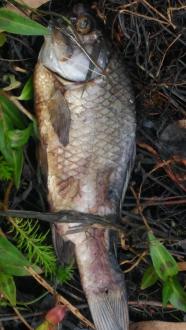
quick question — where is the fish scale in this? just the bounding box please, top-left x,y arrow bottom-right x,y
34,7 -> 136,329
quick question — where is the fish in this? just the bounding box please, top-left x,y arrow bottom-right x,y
34,3 -> 136,330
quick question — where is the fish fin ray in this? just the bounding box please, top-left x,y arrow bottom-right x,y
120,139 -> 136,211
52,225 -> 75,264
48,89 -> 71,147
88,289 -> 129,330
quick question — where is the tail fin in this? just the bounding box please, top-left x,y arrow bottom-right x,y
75,229 -> 129,330
87,287 -> 129,330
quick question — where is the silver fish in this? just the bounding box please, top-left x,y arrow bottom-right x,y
34,4 -> 136,329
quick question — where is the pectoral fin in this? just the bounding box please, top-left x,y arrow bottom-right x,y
48,89 -> 71,147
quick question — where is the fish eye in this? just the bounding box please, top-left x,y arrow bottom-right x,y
76,15 -> 92,34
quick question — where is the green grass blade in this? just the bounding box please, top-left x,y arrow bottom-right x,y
148,231 -> 179,281
141,265 -> 159,290
0,273 -> 16,306
0,9 -> 48,36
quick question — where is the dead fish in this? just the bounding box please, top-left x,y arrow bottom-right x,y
34,4 -> 136,330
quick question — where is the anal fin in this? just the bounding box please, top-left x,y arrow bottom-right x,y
52,224 -> 75,265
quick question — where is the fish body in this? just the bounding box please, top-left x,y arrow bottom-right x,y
34,5 -> 136,329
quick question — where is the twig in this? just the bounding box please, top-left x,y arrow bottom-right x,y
27,267 -> 95,329
3,181 -> 13,210
123,251 -> 148,273
0,311 -> 43,322
119,1 -> 138,10
0,208 -> 115,223
119,9 -> 169,26
167,5 -> 186,25
129,300 -> 173,308
8,95 -> 35,122
156,33 -> 182,78
12,307 -> 33,330
0,90 -> 35,122
130,186 -> 151,231
0,209 -> 127,234
141,0 -> 176,29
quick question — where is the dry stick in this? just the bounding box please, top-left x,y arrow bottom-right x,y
0,90 -> 35,122
141,0 -> 176,29
0,209 -> 127,234
130,186 -> 151,232
12,307 -> 33,330
119,9 -> 169,26
0,312 -> 44,322
119,1 -> 138,9
128,300 -> 173,309
3,181 -> 13,210
27,267 -> 95,329
167,5 -> 186,24
123,251 -> 148,273
156,33 -> 182,78
9,95 -> 35,122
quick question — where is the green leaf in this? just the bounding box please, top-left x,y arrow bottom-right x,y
141,265 -> 159,290
0,32 -> 6,47
169,277 -> 186,312
0,273 -> 16,306
0,94 -> 26,129
12,148 -> 24,188
0,235 -> 30,276
3,74 -> 21,91
148,231 -> 179,281
0,9 -> 48,36
0,116 -> 14,163
0,235 -> 41,276
7,124 -> 32,148
18,76 -> 34,101
0,156 -> 13,181
162,281 -> 172,307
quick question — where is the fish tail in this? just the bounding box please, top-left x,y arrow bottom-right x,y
75,231 -> 129,330
86,285 -> 129,330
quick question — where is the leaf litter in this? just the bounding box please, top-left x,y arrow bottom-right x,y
0,0 -> 186,329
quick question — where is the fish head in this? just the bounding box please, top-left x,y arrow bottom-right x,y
39,4 -> 109,81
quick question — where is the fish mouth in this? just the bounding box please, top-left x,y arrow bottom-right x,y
87,288 -> 129,330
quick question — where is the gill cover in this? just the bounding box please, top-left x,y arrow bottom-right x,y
39,8 -> 109,82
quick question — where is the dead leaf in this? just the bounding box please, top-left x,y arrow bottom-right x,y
8,0 -> 49,8
130,321 -> 186,330
16,0 -> 49,9
178,262 -> 186,272
5,0 -> 49,16
138,143 -> 158,156
45,305 -> 67,325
